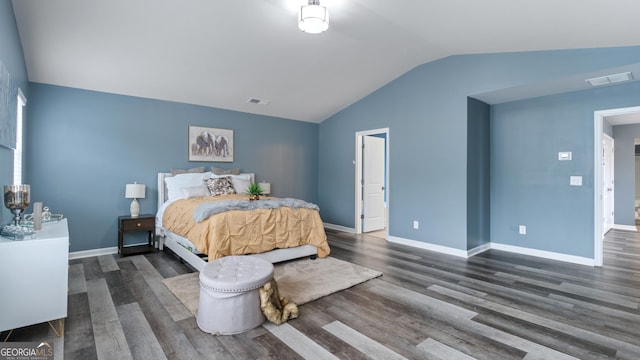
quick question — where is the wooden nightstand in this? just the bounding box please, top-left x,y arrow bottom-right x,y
118,214 -> 156,257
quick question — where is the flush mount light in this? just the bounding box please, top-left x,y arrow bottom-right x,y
298,0 -> 329,34
586,72 -> 634,86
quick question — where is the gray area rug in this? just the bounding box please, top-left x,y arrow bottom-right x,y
162,256 -> 382,315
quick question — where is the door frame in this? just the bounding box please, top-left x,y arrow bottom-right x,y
593,106 -> 640,266
355,128 -> 390,234
602,133 -> 614,234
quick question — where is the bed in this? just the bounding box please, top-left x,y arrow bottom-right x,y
155,171 -> 329,271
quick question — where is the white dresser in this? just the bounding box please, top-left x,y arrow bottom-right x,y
0,219 -> 69,332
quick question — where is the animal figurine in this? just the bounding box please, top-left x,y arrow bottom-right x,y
259,279 -> 298,325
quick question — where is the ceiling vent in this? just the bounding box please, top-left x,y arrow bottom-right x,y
586,72 -> 634,87
247,98 -> 271,105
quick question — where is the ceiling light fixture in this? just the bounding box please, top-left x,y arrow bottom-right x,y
298,0 -> 329,34
586,72 -> 634,87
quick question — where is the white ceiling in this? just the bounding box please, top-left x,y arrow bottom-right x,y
11,0 -> 640,123
606,112 -> 640,126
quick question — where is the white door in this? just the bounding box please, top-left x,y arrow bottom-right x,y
363,135 -> 385,232
602,134 -> 614,234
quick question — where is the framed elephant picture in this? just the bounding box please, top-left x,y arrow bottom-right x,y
188,126 -> 234,162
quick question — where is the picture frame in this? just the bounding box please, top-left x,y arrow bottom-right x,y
188,126 -> 234,162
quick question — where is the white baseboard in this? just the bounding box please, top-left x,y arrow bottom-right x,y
387,236 -> 470,258
385,235 -> 594,266
490,242 -> 595,266
69,233 -> 595,267
468,242 -> 492,257
388,236 -> 492,258
323,223 -> 355,233
69,242 -> 155,260
69,246 -> 118,260
612,224 -> 637,231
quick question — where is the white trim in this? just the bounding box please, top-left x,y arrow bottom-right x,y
468,243 -> 491,257
355,135 -> 363,233
354,128 -> 390,235
594,110 -> 604,267
13,89 -> 26,185
387,236 -> 470,258
323,223 -> 355,233
490,243 -> 595,267
386,235 -> 595,266
602,133 -> 615,234
594,106 -> 640,267
17,88 -> 26,104
72,235 -> 597,267
69,246 -> 118,260
69,241 -> 160,260
612,224 -> 637,231
388,236 -> 492,258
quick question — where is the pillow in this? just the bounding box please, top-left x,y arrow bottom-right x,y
211,166 -> 240,175
181,185 -> 210,199
170,166 -> 205,176
205,177 -> 236,196
211,173 -> 253,194
165,172 -> 212,201
231,177 -> 252,194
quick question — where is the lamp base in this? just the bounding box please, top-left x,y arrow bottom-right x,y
130,198 -> 140,217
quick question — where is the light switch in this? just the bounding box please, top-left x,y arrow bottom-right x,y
570,176 -> 582,186
558,152 -> 572,161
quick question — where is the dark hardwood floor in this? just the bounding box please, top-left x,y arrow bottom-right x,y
3,228 -> 640,359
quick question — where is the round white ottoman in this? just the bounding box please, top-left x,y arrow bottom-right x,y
196,256 -> 274,335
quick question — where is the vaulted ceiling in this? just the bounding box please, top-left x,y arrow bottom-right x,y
11,0 -> 640,123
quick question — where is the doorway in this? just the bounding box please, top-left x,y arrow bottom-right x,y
594,106 -> 640,266
355,128 -> 389,235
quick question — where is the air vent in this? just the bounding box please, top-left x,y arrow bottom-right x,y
586,72 -> 634,87
247,98 -> 271,105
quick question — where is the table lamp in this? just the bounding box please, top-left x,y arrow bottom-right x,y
125,183 -> 145,217
259,182 -> 271,195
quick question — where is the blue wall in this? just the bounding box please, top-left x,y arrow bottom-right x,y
26,83 -> 320,252
467,97 -> 490,250
491,82 -> 640,258
7,0 -> 640,259
318,46 -> 640,256
0,2 -> 28,224
612,123 -> 640,226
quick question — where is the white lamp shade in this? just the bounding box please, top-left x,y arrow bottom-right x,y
125,183 -> 146,199
260,183 -> 271,195
298,4 -> 329,33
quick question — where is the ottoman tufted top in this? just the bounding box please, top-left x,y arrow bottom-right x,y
199,255 -> 274,293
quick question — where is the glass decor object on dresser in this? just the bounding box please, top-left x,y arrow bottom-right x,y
2,184 -> 32,239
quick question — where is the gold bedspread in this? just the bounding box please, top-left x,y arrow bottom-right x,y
162,194 -> 330,261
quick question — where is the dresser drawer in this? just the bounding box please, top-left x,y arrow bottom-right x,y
121,217 -> 155,231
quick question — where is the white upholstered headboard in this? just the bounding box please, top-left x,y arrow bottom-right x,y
157,172 -> 172,212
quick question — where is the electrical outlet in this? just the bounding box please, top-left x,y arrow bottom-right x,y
413,221 -> 419,229
519,225 -> 526,235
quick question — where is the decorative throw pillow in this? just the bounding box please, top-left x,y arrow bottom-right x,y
211,166 -> 241,175
170,166 -> 205,176
211,173 -> 253,193
204,177 -> 236,196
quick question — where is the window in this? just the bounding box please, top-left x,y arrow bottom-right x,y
13,89 -> 26,185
